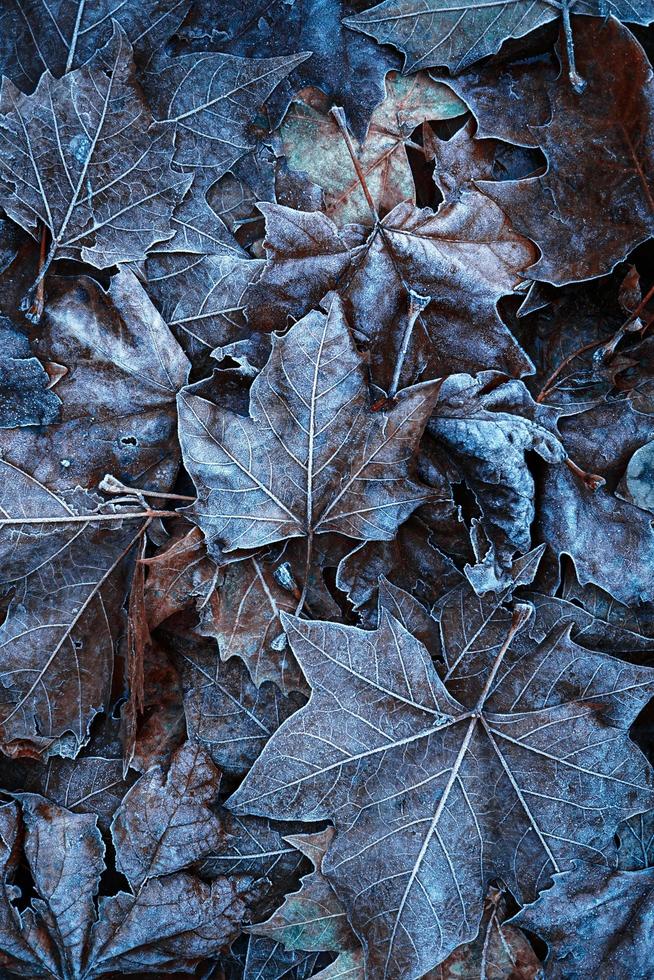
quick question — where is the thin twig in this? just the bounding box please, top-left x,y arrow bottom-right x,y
0,509 -> 179,527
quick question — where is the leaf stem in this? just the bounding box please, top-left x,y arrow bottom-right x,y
388,290 -> 431,398
330,106 -> 379,223
560,1 -> 586,94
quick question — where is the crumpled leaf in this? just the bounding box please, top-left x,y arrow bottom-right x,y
344,0 -> 654,73
280,72 -> 464,225
229,601 -> 654,978
178,294 -> 439,558
514,863 -> 654,979
0,269 -> 190,493
0,0 -> 191,91
454,18 -> 654,285
426,373 -> 566,592
0,25 -> 190,275
144,50 -> 312,180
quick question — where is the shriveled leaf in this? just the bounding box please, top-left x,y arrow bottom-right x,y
111,741 -> 226,888
425,373 -> 565,592
0,461 -> 150,756
198,556 -> 304,695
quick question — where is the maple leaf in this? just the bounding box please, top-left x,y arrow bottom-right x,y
178,295 -> 440,569
173,631 -> 306,776
144,49 -> 312,181
200,811 -> 309,914
0,460 -> 155,757
245,192 -> 535,392
0,0 -> 191,91
344,0 -> 654,75
198,556 -> 306,695
0,26 -> 191,291
147,252 -> 264,352
449,18 -> 654,285
0,744 -> 253,978
0,269 -> 190,493
514,863 -> 654,978
433,885 -> 543,978
537,393 -> 654,605
228,597 -> 654,977
336,514 -> 464,626
280,72 -> 464,225
181,0 -> 400,142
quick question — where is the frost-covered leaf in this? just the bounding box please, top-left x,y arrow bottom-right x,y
0,461 -> 150,756
345,0 -> 654,73
178,295 -> 439,557
0,269 -> 190,493
173,631 -> 306,775
0,26 -> 190,277
145,50 -> 312,180
281,72 -> 464,225
514,863 -> 654,979
229,606 -> 654,978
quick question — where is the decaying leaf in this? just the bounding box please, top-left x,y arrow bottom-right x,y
280,72 -> 464,225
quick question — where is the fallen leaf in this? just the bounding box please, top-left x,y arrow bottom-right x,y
229,603 -> 654,977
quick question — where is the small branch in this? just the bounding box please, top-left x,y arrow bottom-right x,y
100,474 -> 195,503
0,509 -> 179,527
537,282 -> 654,403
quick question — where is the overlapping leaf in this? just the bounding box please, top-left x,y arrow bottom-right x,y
178,295 -> 440,557
229,596 -> 654,977
0,26 -> 190,278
